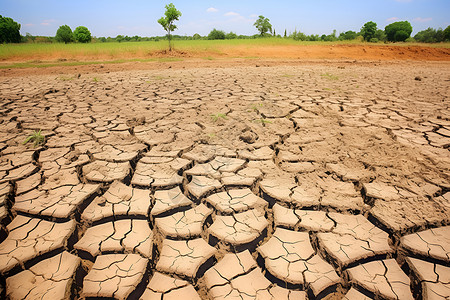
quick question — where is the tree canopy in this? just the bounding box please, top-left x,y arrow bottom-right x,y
0,15 -> 21,43
56,25 -> 73,44
208,29 -> 225,40
73,26 -> 91,43
254,15 -> 272,36
361,21 -> 377,41
158,3 -> 182,51
385,21 -> 412,42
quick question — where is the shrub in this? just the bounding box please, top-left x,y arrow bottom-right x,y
339,30 -> 358,41
369,38 -> 379,43
208,29 -> 225,40
414,28 -> 437,43
226,32 -> 237,39
291,30 -> 306,41
385,21 -> 412,42
193,33 -> 201,40
374,29 -> 386,42
0,15 -> 21,43
74,26 -> 92,43
56,25 -> 73,44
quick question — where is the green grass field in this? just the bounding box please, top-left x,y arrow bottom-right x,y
0,38 -> 448,69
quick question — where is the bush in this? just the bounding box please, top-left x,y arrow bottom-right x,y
291,30 -> 306,41
0,15 -> 21,43
225,32 -> 237,39
208,29 -> 225,40
339,30 -> 357,41
415,28 -> 437,43
193,33 -> 201,40
369,38 -> 379,43
385,21 -> 412,42
307,34 -> 320,41
73,26 -> 92,43
374,29 -> 386,42
56,25 -> 73,44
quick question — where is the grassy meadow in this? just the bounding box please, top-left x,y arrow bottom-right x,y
0,38 -> 449,69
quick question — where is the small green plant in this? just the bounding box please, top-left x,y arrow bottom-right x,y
22,130 -> 45,147
207,133 -> 216,138
321,73 -> 339,80
250,103 -> 263,112
92,77 -> 99,82
211,113 -> 227,122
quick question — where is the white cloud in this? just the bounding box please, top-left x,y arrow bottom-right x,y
224,11 -> 240,17
386,17 -> 399,22
40,19 -> 56,26
413,17 -> 432,22
24,23 -> 34,27
207,7 -> 218,13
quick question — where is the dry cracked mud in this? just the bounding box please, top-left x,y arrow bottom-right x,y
0,60 -> 449,299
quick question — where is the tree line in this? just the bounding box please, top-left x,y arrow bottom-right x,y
1,11 -> 450,44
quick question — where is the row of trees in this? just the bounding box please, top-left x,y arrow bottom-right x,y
2,8 -> 450,45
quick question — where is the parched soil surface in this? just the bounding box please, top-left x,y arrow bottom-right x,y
0,60 -> 449,299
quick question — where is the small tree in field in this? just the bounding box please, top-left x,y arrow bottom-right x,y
361,21 -> 377,41
254,15 -> 272,37
74,26 -> 91,43
158,3 -> 182,51
56,25 -> 73,44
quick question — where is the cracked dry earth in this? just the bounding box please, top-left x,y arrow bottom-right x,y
0,60 -> 449,300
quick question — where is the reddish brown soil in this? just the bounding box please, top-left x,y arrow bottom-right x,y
1,44 -> 449,77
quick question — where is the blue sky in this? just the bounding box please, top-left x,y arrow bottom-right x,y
1,0 -> 449,37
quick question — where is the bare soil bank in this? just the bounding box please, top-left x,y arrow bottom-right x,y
1,43 -> 449,77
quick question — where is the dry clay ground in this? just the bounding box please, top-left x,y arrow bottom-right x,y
0,59 -> 449,300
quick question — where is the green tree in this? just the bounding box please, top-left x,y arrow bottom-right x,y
385,21 -> 412,42
55,25 -> 73,44
414,28 -> 436,43
193,33 -> 201,40
73,26 -> 91,43
284,29 -> 287,38
361,21 -> 377,41
0,15 -> 21,43
291,30 -> 306,41
254,15 -> 272,36
208,29 -> 225,40
339,30 -> 357,41
443,25 -> 450,41
374,29 -> 386,42
157,3 -> 181,51
225,32 -> 237,39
